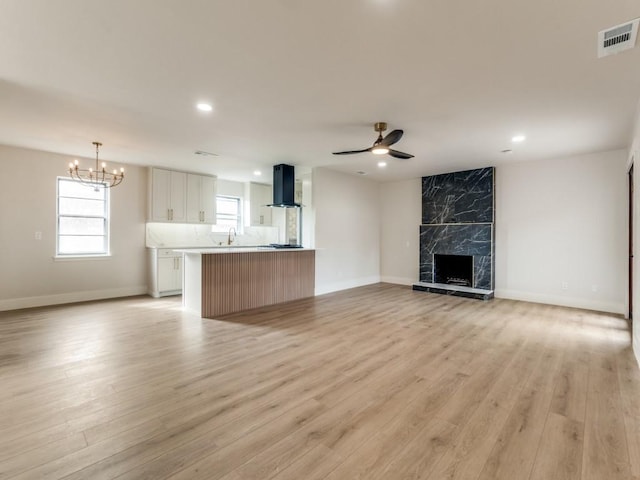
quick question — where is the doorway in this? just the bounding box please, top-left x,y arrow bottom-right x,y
629,163 -> 634,320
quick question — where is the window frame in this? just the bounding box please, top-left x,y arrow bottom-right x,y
56,177 -> 110,258
215,195 -> 242,231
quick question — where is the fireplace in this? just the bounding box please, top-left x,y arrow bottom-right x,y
434,254 -> 473,287
414,167 -> 495,300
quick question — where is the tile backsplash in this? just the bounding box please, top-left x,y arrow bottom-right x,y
146,223 -> 279,248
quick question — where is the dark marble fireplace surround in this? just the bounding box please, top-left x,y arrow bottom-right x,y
413,167 -> 495,300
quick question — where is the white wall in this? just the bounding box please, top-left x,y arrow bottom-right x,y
379,178 -> 422,285
495,150 -> 627,314
0,144 -> 148,310
313,168 -> 380,295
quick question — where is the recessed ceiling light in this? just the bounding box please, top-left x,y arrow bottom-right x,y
196,103 -> 213,112
253,170 -> 262,176
377,161 -> 387,168
511,135 -> 526,143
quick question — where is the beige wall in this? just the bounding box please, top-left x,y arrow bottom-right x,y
379,149 -> 628,315
379,178 -> 421,285
495,150 -> 627,313
0,141 -> 630,329
0,144 -> 147,310
312,168 -> 380,295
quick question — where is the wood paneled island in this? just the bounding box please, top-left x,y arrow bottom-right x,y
177,248 -> 315,318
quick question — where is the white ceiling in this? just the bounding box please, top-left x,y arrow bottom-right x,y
1,0 -> 639,183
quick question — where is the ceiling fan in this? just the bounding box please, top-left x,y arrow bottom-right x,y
333,122 -> 414,159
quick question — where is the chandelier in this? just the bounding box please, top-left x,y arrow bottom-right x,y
68,142 -> 124,189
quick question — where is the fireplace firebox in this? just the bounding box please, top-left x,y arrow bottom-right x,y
434,254 -> 473,287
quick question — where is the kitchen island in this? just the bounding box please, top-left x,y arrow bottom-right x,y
176,247 -> 315,318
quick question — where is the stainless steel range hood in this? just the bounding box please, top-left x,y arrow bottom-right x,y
268,163 -> 301,208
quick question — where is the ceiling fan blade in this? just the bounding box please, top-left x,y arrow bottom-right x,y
380,129 -> 404,147
332,148 -> 372,155
388,149 -> 414,159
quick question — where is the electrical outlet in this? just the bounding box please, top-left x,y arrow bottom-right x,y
34,231 -> 42,240
592,284 -> 598,292
561,281 -> 568,290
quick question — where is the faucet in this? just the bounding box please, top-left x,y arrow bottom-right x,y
227,227 -> 237,245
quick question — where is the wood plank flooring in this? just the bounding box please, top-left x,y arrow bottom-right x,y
0,283 -> 637,479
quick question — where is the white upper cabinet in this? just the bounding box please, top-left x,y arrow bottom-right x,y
150,168 -> 186,222
186,173 -> 217,223
150,168 -> 216,224
247,182 -> 272,226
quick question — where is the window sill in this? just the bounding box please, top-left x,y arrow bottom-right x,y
53,254 -> 112,262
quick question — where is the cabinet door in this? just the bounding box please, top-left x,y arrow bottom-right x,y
169,171 -> 187,222
186,174 -> 216,223
174,256 -> 183,290
158,257 -> 176,292
259,184 -> 272,226
200,175 -> 217,223
249,183 -> 271,226
186,174 -> 202,223
151,169 -> 171,221
249,183 -> 260,226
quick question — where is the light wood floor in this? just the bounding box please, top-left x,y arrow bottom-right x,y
1,284 -> 639,480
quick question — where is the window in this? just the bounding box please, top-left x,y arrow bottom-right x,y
57,178 -> 109,256
216,195 -> 241,230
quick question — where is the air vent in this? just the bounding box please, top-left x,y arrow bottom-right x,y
194,150 -> 218,156
598,18 -> 639,58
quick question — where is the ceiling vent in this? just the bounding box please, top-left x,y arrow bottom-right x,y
194,150 -> 218,157
598,18 -> 639,58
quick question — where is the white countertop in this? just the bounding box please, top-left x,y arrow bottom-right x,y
174,247 -> 314,254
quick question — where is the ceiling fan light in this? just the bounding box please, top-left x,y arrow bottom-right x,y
372,147 -> 389,155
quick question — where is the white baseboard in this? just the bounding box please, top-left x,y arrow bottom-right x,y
380,276 -> 416,286
0,286 -> 148,312
315,276 -> 381,296
494,288 -> 624,315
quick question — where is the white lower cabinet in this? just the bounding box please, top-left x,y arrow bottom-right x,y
149,248 -> 182,297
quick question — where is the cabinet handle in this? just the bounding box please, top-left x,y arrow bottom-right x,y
170,209 -> 174,220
